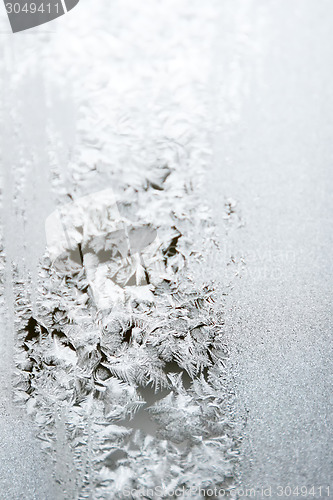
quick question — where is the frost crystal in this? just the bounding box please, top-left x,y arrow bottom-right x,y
14,166 -> 239,498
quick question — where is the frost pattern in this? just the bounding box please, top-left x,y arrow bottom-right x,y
14,166 -> 239,498
1,1 -> 242,497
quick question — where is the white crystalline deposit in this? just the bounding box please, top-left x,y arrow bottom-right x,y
45,188 -> 159,310
2,0 -> 240,497
13,164 -> 239,498
46,189 -> 119,262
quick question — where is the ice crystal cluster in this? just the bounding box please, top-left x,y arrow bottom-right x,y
13,162 -> 238,499
0,1 -> 242,497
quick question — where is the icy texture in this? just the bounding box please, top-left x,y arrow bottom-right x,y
4,1 -> 331,497
13,160 -> 239,498
0,1 -> 241,497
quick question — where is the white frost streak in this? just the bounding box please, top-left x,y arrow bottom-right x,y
1,1 -> 240,498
